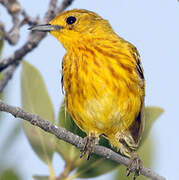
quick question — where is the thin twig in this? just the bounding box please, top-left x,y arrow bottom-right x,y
21,10 -> 40,26
0,0 -> 21,45
0,16 -> 20,45
0,100 -> 167,180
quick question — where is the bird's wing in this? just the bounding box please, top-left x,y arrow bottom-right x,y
131,46 -> 145,80
129,45 -> 145,146
129,101 -> 145,146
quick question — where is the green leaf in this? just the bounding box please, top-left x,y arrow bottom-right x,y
141,106 -> 164,145
115,135 -> 154,180
57,100 -> 119,178
0,169 -> 21,180
33,176 -> 49,180
21,61 -> 55,164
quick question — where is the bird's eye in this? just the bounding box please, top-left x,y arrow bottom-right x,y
66,16 -> 76,25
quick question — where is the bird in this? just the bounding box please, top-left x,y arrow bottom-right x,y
29,9 -> 145,179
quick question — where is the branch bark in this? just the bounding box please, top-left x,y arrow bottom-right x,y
0,100 -> 166,180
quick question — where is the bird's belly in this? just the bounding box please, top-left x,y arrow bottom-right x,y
66,84 -> 140,136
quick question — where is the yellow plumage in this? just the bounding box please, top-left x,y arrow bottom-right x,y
49,9 -> 145,157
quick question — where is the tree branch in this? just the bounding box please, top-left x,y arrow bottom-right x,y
0,0 -> 75,72
0,100 -> 166,180
0,0 -> 75,93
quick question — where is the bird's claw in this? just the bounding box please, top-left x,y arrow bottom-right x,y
80,134 -> 98,160
126,153 -> 142,180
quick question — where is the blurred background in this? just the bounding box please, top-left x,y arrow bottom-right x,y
0,0 -> 179,179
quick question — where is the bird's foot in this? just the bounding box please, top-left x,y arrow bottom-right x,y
80,133 -> 98,160
126,153 -> 142,180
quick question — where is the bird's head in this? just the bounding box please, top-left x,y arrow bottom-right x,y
29,9 -> 114,50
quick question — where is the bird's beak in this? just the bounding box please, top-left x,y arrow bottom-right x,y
28,24 -> 63,32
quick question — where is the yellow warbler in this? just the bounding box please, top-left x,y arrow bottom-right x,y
30,9 -> 145,178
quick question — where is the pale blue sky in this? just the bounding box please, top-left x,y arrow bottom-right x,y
0,0 -> 179,179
